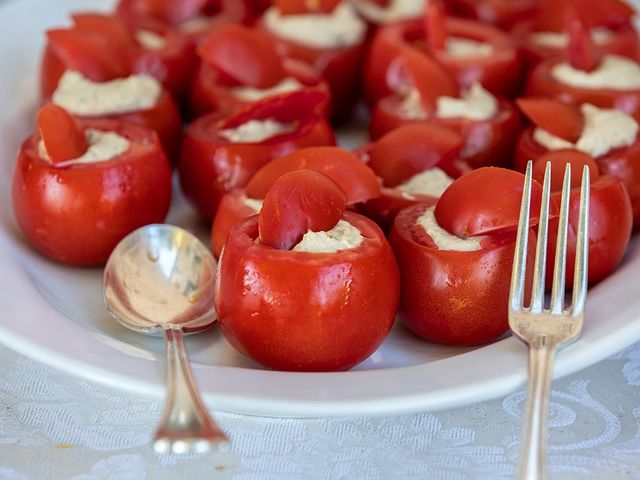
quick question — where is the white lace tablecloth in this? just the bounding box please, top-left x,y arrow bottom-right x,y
1,343 -> 640,480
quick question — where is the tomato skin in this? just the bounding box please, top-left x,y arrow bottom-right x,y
359,188 -> 439,232
515,127 -> 640,228
178,91 -> 336,221
215,211 -> 400,371
259,17 -> 366,121
525,58 -> 640,122
447,0 -> 537,30
364,18 -> 523,106
370,95 -> 521,170
390,203 -> 535,345
211,188 -> 257,257
188,57 -> 330,119
12,120 -> 172,267
545,176 -> 632,286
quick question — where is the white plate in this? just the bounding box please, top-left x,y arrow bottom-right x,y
1,0 -> 640,418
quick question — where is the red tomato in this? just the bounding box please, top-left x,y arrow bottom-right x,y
215,211 -> 400,371
274,0 -> 340,14
258,170 -> 347,250
532,151 -> 632,286
245,146 -> 380,203
12,119 -> 172,267
525,58 -> 640,122
564,7 -> 600,72
390,203 -> 535,345
179,91 -> 335,221
115,0 -> 209,25
531,149 -> 600,191
212,146 -> 380,257
41,13 -> 197,101
355,123 -> 465,231
37,104 -> 88,162
198,25 -> 286,88
515,127 -> 640,228
370,94 -> 521,170
189,40 -> 329,118
259,12 -> 366,121
435,167 -> 547,237
516,97 -> 583,143
364,17 -> 523,105
447,0 -> 537,30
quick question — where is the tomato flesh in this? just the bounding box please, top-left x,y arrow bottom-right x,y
37,104 -> 88,163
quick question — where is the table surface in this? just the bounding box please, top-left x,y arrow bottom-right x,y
1,341 -> 640,480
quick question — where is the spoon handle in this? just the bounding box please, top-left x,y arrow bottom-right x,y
154,327 -> 228,454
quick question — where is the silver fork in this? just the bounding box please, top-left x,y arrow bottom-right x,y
509,160 -> 590,480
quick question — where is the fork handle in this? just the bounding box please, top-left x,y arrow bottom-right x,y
517,336 -> 556,480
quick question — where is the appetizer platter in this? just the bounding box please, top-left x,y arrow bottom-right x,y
1,0 -> 640,417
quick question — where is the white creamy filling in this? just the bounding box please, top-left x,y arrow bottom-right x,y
436,82 -> 498,121
242,196 -> 263,212
38,128 -> 130,165
232,77 -> 304,102
551,55 -> 640,90
352,0 -> 426,24
292,219 -> 364,253
396,168 -> 453,198
263,2 -> 365,49
416,207 -> 485,251
533,103 -> 639,157
529,27 -> 613,49
135,29 -> 167,50
219,118 -> 295,143
53,71 -> 162,116
179,15 -> 210,34
401,88 -> 429,120
445,37 -> 494,58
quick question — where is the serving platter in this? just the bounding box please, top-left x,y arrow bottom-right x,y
1,0 -> 640,418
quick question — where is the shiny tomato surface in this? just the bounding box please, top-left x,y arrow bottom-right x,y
525,58 -> 640,121
179,91 -> 335,221
448,0 -> 537,29
370,95 -> 521,169
364,17 -> 522,105
390,203 -> 535,345
12,119 -> 172,266
215,212 -> 400,371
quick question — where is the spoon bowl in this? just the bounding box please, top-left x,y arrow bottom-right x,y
103,224 -> 227,454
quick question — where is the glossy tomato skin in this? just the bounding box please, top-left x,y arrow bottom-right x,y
215,211 -> 400,371
515,127 -> 640,228
364,18 -> 523,106
259,21 -> 366,121
370,96 -> 521,169
390,203 -> 535,345
545,176 -> 632,286
188,58 -> 330,119
12,120 -> 172,267
448,0 -> 537,30
178,92 -> 336,222
525,58 -> 640,122
512,21 -> 639,67
211,188 -> 257,257
359,188 -> 439,232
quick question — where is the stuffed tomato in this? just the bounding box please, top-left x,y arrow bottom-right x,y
370,50 -> 520,169
511,0 -> 639,66
212,146 -> 380,257
215,170 -> 400,371
48,70 -> 182,161
356,123 -> 466,231
12,105 -> 172,267
189,24 -> 329,118
179,90 -> 335,222
351,0 -> 428,28
515,97 -> 640,227
259,1 -> 367,120
447,0 -> 537,30
42,12 -> 197,102
390,167 -> 544,345
532,150 -> 632,286
364,2 -> 522,105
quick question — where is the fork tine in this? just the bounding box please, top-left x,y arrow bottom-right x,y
510,161 -> 533,313
571,166 -> 590,316
530,162 -> 552,313
550,164 -> 572,314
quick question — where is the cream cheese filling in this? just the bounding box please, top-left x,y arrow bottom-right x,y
416,207 -> 485,251
551,55 -> 640,90
396,168 -> 454,198
218,118 -> 295,143
292,219 -> 364,253
232,77 -> 304,102
39,128 -> 130,165
352,0 -> 426,24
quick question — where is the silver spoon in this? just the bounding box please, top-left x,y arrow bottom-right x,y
103,224 -> 228,454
